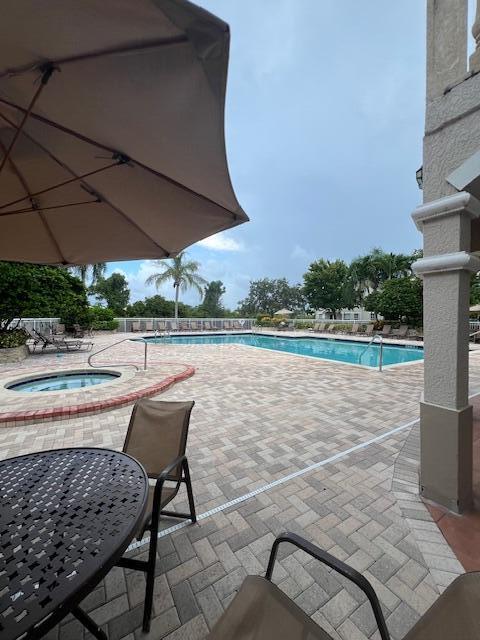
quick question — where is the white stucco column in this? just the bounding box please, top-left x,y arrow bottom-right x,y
412,191 -> 480,512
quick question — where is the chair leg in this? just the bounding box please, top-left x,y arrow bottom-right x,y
183,459 -> 197,523
143,518 -> 159,632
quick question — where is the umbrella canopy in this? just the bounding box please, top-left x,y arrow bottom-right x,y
0,0 -> 248,265
274,308 -> 293,316
470,305 -> 480,312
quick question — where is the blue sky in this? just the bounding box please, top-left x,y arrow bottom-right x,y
108,1 -> 429,309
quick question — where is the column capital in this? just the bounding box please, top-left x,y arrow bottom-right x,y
412,191 -> 480,232
413,251 -> 480,276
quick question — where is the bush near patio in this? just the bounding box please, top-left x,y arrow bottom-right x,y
0,261 -> 88,343
85,306 -> 119,331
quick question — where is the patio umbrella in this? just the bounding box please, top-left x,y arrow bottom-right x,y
0,0 -> 248,265
274,308 -> 293,316
470,305 -> 480,312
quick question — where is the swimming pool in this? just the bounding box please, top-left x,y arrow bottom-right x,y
7,370 -> 120,392
141,333 -> 423,368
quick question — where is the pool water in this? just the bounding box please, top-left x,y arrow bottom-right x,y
141,333 -> 423,368
8,371 -> 120,392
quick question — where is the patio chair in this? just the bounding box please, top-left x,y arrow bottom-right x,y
391,324 -> 408,338
204,321 -> 212,330
190,321 -> 198,331
72,323 -> 85,338
145,321 -> 154,331
30,329 -> 93,352
53,323 -> 65,335
169,320 -> 179,332
233,320 -> 242,330
349,323 -> 360,335
363,323 -> 375,336
116,399 -> 197,632
131,321 -> 141,332
207,531 -> 480,640
379,324 -> 391,337
325,324 -> 336,333
224,320 -> 232,331
207,532 -> 390,640
157,320 -> 166,331
314,322 -> 326,332
407,328 -> 423,341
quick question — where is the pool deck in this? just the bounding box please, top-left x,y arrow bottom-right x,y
2,332 -> 480,639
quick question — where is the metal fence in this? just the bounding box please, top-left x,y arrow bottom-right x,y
115,318 -> 254,332
15,317 -> 255,333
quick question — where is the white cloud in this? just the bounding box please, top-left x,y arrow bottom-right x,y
290,244 -> 313,264
197,233 -> 244,252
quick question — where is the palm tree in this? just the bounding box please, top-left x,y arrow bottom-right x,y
145,252 -> 207,320
71,263 -> 106,287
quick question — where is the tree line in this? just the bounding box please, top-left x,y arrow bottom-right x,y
3,247 -> 480,329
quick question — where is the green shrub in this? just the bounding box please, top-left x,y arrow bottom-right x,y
0,328 -> 29,349
90,319 -> 119,331
294,320 -> 314,329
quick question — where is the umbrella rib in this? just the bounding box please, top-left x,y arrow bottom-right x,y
0,97 -> 239,220
0,138 -> 66,263
0,159 -> 125,210
0,35 -> 189,79
0,65 -> 56,178
0,199 -> 101,217
0,110 -> 171,256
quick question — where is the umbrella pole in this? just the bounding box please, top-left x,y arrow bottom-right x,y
0,64 -> 56,177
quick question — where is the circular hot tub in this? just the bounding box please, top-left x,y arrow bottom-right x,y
6,370 -> 121,392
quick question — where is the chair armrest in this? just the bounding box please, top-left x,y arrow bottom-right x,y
266,532 -> 390,640
150,455 -> 187,526
155,454 -> 187,484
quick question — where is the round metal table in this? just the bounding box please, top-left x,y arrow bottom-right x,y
0,448 -> 148,640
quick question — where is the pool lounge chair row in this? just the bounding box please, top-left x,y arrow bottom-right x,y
312,323 -> 423,340
27,329 -> 93,352
130,320 -> 245,332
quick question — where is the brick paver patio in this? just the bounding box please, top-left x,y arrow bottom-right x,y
2,333 -> 480,639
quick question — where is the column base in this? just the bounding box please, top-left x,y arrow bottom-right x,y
419,401 -> 473,513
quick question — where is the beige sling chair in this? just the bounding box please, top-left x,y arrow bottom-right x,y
116,399 -> 196,632
207,532 -> 480,640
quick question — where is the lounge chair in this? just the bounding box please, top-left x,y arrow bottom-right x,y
207,531 -> 480,640
145,321 -> 154,331
116,399 -> 196,632
52,323 -> 65,335
169,320 -> 179,332
233,320 -> 242,330
179,321 -> 188,331
30,330 -> 93,352
312,322 -> 325,332
391,324 -> 408,338
379,324 -> 391,337
349,323 -> 360,335
190,321 -> 198,331
407,328 -> 423,341
157,320 -> 166,331
131,321 -> 141,332
72,323 -> 85,338
223,320 -> 232,331
204,321 -> 212,331
363,323 -> 375,336
325,324 -> 336,333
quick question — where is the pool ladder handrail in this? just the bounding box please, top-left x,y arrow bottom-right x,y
88,337 -> 142,371
358,334 -> 384,371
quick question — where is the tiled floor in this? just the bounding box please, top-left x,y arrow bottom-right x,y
2,333 -> 479,639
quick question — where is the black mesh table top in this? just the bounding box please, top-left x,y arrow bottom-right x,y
0,448 -> 148,639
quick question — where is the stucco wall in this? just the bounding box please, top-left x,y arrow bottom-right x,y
424,73 -> 480,203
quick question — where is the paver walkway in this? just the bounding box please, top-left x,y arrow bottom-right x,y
1,334 -> 479,639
